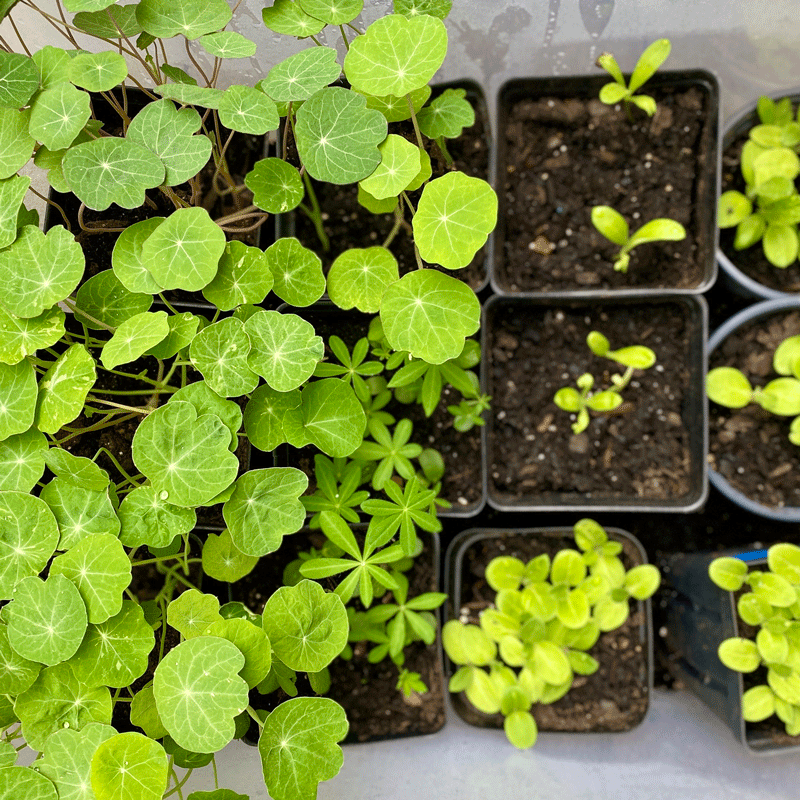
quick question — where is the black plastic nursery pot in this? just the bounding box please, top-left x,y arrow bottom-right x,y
276,79 -> 492,293
708,297 -> 800,522
718,89 -> 800,300
444,526 -> 654,735
491,70 -> 720,296
232,527 -> 446,745
483,293 -> 708,512
665,547 -> 800,755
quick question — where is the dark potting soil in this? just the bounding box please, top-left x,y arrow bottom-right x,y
451,530 -> 649,732
486,300 -> 695,505
708,309 -> 800,510
232,529 -> 445,743
719,131 -> 800,293
286,88 -> 490,290
497,85 -> 713,292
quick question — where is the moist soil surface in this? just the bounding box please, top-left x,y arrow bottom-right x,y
232,529 -> 445,743
720,128 -> 800,293
286,86 -> 490,290
486,299 -> 696,506
450,529 -> 649,732
708,308 -> 800,510
496,83 -> 713,292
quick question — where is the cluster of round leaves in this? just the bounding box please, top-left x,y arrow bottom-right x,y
707,334 -> 800,445
709,543 -> 800,736
442,519 -> 660,749
718,95 -> 800,267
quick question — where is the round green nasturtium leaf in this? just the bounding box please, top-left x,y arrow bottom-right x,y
146,312 -> 199,360
73,4 -> 142,37
259,696 -> 347,800
295,87 -> 387,184
624,564 -> 661,600
190,317 -> 258,398
30,45 -> 72,88
35,344 -> 96,434
130,684 -> 168,739
245,310 -> 324,392
155,84 -> 225,110
44,449 -> 109,491
358,184 -> 398,214
136,0 -> 231,38
262,46 -> 340,103
70,601 -> 154,689
203,240 -> 274,310
0,360 -> 36,442
298,0 -> 361,23
6,574 -> 87,665
154,636 -> 248,753
282,378 -> 366,456
0,490 -> 59,599
243,384 -> 301,451
358,84 -> 431,124
0,174 -> 30,249
219,85 -> 279,135
245,158 -> 304,215
141,207 -> 225,292
117,485 -> 196,549
75,270 -> 152,330
41,479 -> 119,550
49,533 -> 130,624
742,685 -> 776,723
0,742 -> 14,769
380,269 -> 480,364
0,52 -> 39,109
170,381 -> 242,451
223,468 -> 307,557
395,0 -> 452,17
418,87 -> 475,139
360,134 -> 421,200
62,138 -> 165,211
261,0 -> 326,36
167,590 -> 223,640
199,30 -> 257,58
413,172 -> 497,269
442,619 -> 496,666
0,108 -> 34,179
343,13 -> 446,97
0,306 -> 64,366
37,722 -> 117,800
68,52 -> 127,92
205,617 -> 271,689
111,218 -> 165,294
29,84 -> 91,151
769,543 -> 800,584
504,709 -> 537,750
0,623 -> 40,694
101,310 -> 169,370
202,529 -> 258,582
132,401 -> 239,507
718,637 -> 761,673
0,767 -> 57,800
327,247 -> 399,314
265,238 -> 326,307
486,556 -> 525,592
90,732 -> 168,800
127,99 -> 212,187
0,225 -> 84,319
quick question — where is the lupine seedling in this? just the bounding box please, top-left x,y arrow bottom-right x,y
554,331 -> 657,434
707,334 -> 800,445
597,38 -> 672,118
709,543 -> 800,736
443,519 -> 660,749
591,205 -> 687,273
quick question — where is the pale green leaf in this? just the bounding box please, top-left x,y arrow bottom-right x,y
204,617 -> 271,688
357,85 -> 431,123
0,174 -> 30,249
198,31 -> 257,59
360,134 -> 421,199
75,269 -> 152,330
0,53 -> 38,109
0,360 -> 36,442
299,0 -> 362,24
261,0 -> 326,37
44,449 -> 109,491
202,530 -> 258,582
68,52 -> 127,92
146,312 -> 199,359
219,85 -> 279,135
0,622 -> 40,694
167,589 -> 223,639
417,87 -> 474,139
261,46 -> 340,103
0,108 -> 34,178
155,84 -> 225,110
327,246 -> 398,314
0,768 -> 57,800
29,84 -> 91,151
202,240 -> 274,310
0,429 -> 47,492
118,485 -> 196,549
136,0 -> 232,39
245,158 -> 304,214
189,317 -> 259,397
31,46 -> 72,90
40,479 -> 120,550
111,218 -> 165,294
265,238 -> 325,307
73,5 -> 142,38
90,733 -> 168,800
170,381 -> 243,451
243,384 -> 301,451
394,0 -> 451,18
101,310 -> 169,370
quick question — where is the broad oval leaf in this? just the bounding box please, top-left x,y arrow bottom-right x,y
265,238 -> 325,307
417,87 -> 475,139
153,636 -> 248,753
131,400 -> 239,507
0,108 -> 34,179
222,468 -> 308,557
219,85 -> 279,135
68,52 -> 127,92
295,87 -> 387,184
204,617 -> 271,689
343,13 -> 446,96
29,84 -> 91,151
202,240 -> 274,310
0,305 -> 64,365
136,0 -> 232,39
245,158 -> 304,214
243,384 -> 301,451
189,317 -> 258,397
111,217 -> 165,294
90,732 -> 168,800
0,360 -> 36,442
380,269 -> 480,363
326,246 -> 399,314
75,270 -> 152,330
413,172 -> 497,269
0,53 -> 38,109
0,767 -> 57,800
40,479 -> 119,550
202,529 -> 258,583
62,138 -> 165,211
261,46 -> 341,103
101,310 -> 170,370
199,31 -> 257,59
117,485 -> 196,549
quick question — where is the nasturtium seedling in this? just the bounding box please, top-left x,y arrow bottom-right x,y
90,732 -> 169,800
203,240 -> 274,310
0,52 -> 39,108
0,305 -> 64,366
360,134 -> 421,200
190,317 -> 259,398
243,384 -> 302,452
136,0 -> 232,38
219,85 -> 279,135
326,247 -> 399,314
417,87 -> 475,140
202,530 -> 259,583
245,158 -> 305,215
101,310 -> 170,370
261,46 -> 340,103
167,589 -> 223,639
117,485 -> 196,549
75,270 -> 153,330
0,108 -> 35,179
111,217 -> 166,294
0,359 -> 36,442
265,238 -> 326,308
261,0 -> 326,37
0,767 -> 57,800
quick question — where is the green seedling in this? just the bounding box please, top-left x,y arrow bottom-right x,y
443,519 -> 660,749
554,331 -> 657,434
707,334 -> 800,445
596,38 -> 671,118
397,669 -> 429,697
591,205 -> 687,273
709,543 -> 800,736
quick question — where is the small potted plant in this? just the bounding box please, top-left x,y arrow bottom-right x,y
443,519 -> 659,748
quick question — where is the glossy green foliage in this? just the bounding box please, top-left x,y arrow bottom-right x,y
597,38 -> 670,117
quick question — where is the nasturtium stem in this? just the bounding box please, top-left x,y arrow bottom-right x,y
89,398 -> 151,415
383,204 -> 405,249
27,185 -> 70,230
300,171 -> 330,251
56,411 -> 139,444
406,95 -> 424,151
61,297 -> 116,333
131,557 -> 201,568
339,24 -> 350,50
94,446 -> 142,487
246,706 -> 265,728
